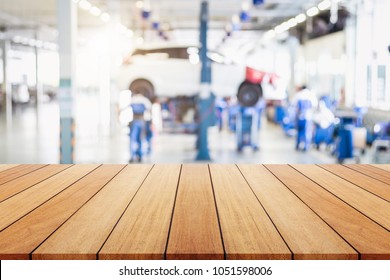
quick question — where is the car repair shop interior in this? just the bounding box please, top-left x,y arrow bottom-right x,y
0,0 -> 389,165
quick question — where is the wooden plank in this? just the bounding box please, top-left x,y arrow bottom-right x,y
0,164 -> 99,231
209,164 -> 291,260
0,165 -> 125,260
372,164 -> 390,173
0,165 -> 19,173
266,164 -> 390,260
99,165 -> 181,260
0,165 -> 71,203
0,165 -> 47,186
344,164 -> 390,184
319,165 -> 390,202
238,165 -> 357,260
166,165 -> 224,260
32,164 -> 153,260
291,165 -> 390,231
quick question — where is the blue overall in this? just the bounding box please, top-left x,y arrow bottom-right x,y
145,120 -> 153,154
129,103 -> 146,162
296,99 -> 313,151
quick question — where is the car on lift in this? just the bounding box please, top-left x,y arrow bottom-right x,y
116,44 -> 286,106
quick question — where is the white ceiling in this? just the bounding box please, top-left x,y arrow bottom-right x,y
0,0 -> 323,31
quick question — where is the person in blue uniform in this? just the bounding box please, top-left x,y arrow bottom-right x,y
291,85 -> 318,151
128,93 -> 152,163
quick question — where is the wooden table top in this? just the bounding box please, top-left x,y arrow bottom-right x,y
0,164 -> 389,260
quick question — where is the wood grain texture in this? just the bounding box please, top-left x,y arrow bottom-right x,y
32,164 -> 153,260
238,165 -> 357,260
266,165 -> 390,260
166,164 -> 224,260
372,164 -> 390,172
344,164 -> 390,184
0,165 -> 125,260
319,165 -> 390,202
209,164 -> 291,260
0,164 -> 98,231
0,165 -> 71,203
0,165 -> 47,186
99,165 -> 181,260
0,165 -> 19,173
292,165 -> 390,231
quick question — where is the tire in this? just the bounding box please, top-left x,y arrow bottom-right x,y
237,82 -> 262,107
129,79 -> 156,102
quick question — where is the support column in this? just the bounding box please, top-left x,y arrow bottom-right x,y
57,0 -> 77,163
35,34 -> 43,117
196,1 -> 213,161
2,40 -> 12,128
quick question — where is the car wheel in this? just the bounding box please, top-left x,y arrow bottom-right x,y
237,82 -> 262,107
129,79 -> 156,102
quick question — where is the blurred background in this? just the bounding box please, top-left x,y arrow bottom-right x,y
0,0 -> 389,164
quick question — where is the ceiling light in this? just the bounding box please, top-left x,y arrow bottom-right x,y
295,13 -> 307,23
90,6 -> 101,16
136,1 -> 144,9
275,25 -> 286,34
36,40 -> 43,48
263,30 -> 275,39
28,39 -> 37,47
79,0 -> 92,11
307,7 -> 319,17
241,1 -> 250,11
318,0 -> 331,10
100,12 -> 110,22
136,37 -> 144,45
288,18 -> 297,28
126,30 -> 134,38
12,36 -> 22,43
72,0 -> 80,3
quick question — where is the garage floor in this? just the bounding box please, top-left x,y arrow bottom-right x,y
0,100 -> 376,164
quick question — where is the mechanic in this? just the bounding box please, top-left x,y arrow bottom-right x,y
128,92 -> 152,163
291,85 -> 318,151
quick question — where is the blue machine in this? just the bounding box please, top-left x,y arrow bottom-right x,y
313,124 -> 335,149
334,116 -> 355,163
236,101 -> 264,152
282,105 -> 297,137
295,99 -> 313,151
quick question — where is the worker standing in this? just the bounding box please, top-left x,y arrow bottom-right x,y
291,85 -> 318,151
128,92 -> 152,163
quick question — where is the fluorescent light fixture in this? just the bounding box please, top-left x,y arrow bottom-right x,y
12,36 -> 22,43
116,23 -> 128,33
90,6 -> 101,16
281,22 -> 290,31
100,12 -> 110,22
275,25 -> 286,34
295,13 -> 307,23
136,37 -> 144,45
288,18 -> 297,28
79,0 -> 92,10
126,30 -> 134,38
241,1 -> 250,11
136,1 -> 144,9
318,0 -> 331,10
21,37 -> 29,45
307,7 -> 319,17
36,40 -> 43,48
264,30 -> 276,39
28,39 -> 37,47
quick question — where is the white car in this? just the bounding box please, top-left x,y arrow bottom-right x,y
117,45 -> 286,106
